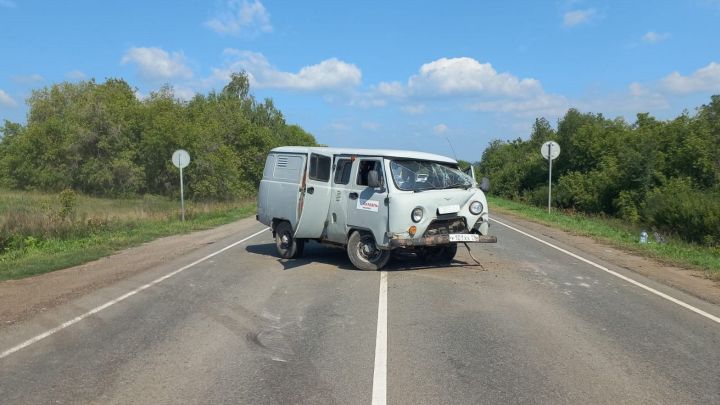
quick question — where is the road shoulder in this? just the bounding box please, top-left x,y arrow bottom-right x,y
0,217 -> 261,327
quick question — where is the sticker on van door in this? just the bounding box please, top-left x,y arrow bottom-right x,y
357,199 -> 380,212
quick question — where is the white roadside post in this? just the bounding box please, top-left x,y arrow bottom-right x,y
540,141 -> 560,213
171,149 -> 191,221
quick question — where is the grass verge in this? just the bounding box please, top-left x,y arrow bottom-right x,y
488,196 -> 720,280
0,190 -> 255,281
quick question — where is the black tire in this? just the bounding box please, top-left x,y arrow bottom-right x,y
294,238 -> 306,258
347,231 -> 391,271
274,221 -> 303,259
439,243 -> 458,263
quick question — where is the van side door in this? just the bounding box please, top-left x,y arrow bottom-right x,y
294,152 -> 333,238
346,157 -> 390,247
324,157 -> 353,243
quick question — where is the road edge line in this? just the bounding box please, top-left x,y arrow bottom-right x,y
0,227 -> 270,360
492,218 -> 720,325
371,271 -> 388,405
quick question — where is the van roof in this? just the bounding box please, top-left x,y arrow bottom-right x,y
270,146 -> 458,164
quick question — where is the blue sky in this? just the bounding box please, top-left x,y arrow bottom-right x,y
1,0 -> 719,161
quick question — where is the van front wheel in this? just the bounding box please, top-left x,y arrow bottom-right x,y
347,231 -> 390,271
275,221 -> 304,259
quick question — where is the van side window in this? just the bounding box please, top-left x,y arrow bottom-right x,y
262,155 -> 275,179
357,160 -> 384,186
334,159 -> 353,184
309,154 -> 331,182
273,155 -> 303,181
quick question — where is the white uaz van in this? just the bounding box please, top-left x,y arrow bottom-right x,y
257,147 -> 497,270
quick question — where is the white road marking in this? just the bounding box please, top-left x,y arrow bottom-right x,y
492,218 -> 720,325
371,271 -> 388,405
0,227 -> 270,360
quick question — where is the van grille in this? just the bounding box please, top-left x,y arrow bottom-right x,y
276,156 -> 289,168
423,217 -> 468,236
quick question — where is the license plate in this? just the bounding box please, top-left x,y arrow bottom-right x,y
438,204 -> 460,215
449,233 -> 480,242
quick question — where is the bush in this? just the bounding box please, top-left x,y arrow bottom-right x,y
523,185 -> 549,208
643,178 -> 720,245
57,188 -> 78,221
614,190 -> 641,224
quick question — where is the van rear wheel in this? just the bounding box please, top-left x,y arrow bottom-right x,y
275,221 -> 304,259
347,231 -> 390,271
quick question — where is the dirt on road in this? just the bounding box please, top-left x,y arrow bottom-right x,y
1,213 -> 719,328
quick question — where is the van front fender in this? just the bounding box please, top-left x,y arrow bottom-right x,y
347,227 -> 390,249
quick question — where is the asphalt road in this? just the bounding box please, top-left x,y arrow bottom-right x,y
1,214 -> 719,404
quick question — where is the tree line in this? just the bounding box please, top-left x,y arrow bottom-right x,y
0,73 -> 316,200
478,96 -> 720,246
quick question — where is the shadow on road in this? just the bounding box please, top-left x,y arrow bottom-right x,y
245,242 -> 486,272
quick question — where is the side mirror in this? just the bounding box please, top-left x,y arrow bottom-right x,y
479,177 -> 490,193
462,165 -> 477,184
368,170 -> 383,188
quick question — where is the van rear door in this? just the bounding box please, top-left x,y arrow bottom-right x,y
294,152 -> 333,238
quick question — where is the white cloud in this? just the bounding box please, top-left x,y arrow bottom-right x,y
345,94 -> 387,108
328,121 -> 349,131
173,86 -> 197,101
401,104 -> 426,115
133,89 -> 148,101
212,50 -> 361,91
579,89 -> 669,115
362,121 -> 380,131
0,90 -> 18,107
205,0 -> 272,37
12,74 -> 43,84
628,82 -> 647,97
563,9 -> 595,27
65,70 -> 87,80
469,94 -> 570,117
660,62 -> 720,94
642,31 -> 670,44
433,123 -> 448,135
375,81 -> 406,97
407,57 -> 542,98
342,57 -> 558,117
121,47 -> 193,81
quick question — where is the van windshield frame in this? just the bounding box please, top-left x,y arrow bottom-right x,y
389,159 -> 473,191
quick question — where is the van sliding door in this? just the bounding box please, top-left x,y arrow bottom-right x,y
294,152 -> 333,238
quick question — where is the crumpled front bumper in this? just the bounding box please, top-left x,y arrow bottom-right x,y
388,234 -> 498,248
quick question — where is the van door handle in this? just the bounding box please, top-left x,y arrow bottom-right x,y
307,187 -> 315,194
349,192 -> 358,200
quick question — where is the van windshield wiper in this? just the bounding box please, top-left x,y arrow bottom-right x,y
442,182 -> 471,190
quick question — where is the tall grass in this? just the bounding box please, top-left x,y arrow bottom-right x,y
0,189 -> 256,280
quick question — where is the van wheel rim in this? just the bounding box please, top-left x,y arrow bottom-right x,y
280,232 -> 291,249
358,235 -> 382,262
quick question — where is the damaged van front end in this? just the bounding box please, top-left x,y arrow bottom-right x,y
384,159 -> 497,251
